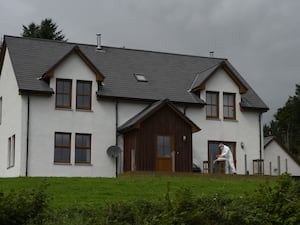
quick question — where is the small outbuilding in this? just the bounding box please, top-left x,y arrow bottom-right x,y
264,136 -> 300,176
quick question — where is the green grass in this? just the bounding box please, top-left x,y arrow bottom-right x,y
0,173 -> 277,209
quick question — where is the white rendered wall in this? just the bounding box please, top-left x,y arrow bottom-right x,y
187,69 -> 262,174
0,50 -> 24,177
27,53 -> 117,177
264,141 -> 300,176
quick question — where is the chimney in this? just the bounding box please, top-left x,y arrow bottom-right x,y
96,34 -> 102,50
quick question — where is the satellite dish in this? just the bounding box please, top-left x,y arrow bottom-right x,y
107,145 -> 121,158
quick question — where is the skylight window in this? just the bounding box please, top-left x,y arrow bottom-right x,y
134,73 -> 148,82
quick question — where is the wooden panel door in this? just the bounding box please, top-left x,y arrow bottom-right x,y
156,135 -> 174,172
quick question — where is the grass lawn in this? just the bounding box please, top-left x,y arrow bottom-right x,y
0,173 -> 277,209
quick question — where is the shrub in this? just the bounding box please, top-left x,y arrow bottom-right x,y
254,174 -> 300,225
101,174 -> 300,225
0,183 -> 48,225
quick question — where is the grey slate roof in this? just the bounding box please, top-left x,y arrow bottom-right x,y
1,35 -> 268,111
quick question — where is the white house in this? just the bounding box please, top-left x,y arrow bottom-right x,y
264,136 -> 300,176
0,35 -> 268,177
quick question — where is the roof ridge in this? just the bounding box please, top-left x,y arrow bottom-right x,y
3,35 -> 227,60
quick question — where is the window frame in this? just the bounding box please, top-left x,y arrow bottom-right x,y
206,91 -> 219,119
55,79 -> 72,109
7,135 -> 15,169
223,92 -> 236,120
75,133 -> 91,164
76,80 -> 92,110
54,132 -> 71,163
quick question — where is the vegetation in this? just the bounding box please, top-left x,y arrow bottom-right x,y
22,18 -> 66,41
264,84 -> 300,156
0,174 -> 299,225
0,175 -> 267,208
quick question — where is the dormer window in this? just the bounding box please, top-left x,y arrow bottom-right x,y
76,80 -> 92,110
223,93 -> 236,120
134,73 -> 148,82
56,79 -> 72,109
206,91 -> 219,119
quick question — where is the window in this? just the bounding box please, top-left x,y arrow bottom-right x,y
76,81 -> 92,110
206,91 -> 219,119
223,93 -> 236,120
134,73 -> 148,82
75,133 -> 91,163
56,79 -> 72,108
0,97 -> 2,125
157,136 -> 171,157
54,132 -> 71,163
7,135 -> 15,168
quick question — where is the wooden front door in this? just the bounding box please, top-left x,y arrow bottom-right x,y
156,135 -> 174,171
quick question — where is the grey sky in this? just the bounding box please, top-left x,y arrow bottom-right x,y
1,0 -> 299,124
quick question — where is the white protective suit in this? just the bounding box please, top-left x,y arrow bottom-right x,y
218,144 -> 236,174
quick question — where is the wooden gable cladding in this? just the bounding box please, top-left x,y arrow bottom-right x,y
42,45 -> 105,81
123,101 -> 199,172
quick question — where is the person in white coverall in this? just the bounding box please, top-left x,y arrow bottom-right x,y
216,143 -> 236,174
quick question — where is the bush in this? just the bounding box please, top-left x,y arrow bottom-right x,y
101,174 -> 300,225
0,183 -> 48,225
254,174 -> 300,225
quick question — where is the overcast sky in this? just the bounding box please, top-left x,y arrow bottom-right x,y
1,0 -> 299,124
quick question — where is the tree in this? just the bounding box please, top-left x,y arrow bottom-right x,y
22,18 -> 66,41
22,23 -> 40,38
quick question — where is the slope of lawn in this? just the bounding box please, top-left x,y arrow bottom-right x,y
0,173 -> 277,209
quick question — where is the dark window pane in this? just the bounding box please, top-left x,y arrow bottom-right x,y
206,92 -> 219,118
157,136 -> 171,157
57,81 -> 64,92
75,134 -> 91,163
223,93 -> 235,119
76,134 -> 90,147
54,133 -> 71,163
56,79 -> 71,108
54,148 -> 70,162
76,81 -> 91,109
63,81 -> 70,93
75,149 -> 91,163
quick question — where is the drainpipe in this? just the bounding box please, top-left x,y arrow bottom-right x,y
25,95 -> 30,176
115,99 -> 119,177
183,105 -> 187,115
258,112 -> 262,175
115,99 -> 119,145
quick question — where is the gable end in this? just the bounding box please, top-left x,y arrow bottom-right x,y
42,46 -> 105,82
191,62 -> 248,94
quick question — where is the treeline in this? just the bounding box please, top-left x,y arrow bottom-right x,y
1,175 -> 300,225
264,84 -> 300,156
